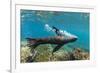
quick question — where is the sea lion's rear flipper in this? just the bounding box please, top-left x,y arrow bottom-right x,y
52,44 -> 64,54
26,38 -> 39,48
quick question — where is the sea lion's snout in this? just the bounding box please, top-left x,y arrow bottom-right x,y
69,36 -> 78,42
75,37 -> 78,41
73,36 -> 78,42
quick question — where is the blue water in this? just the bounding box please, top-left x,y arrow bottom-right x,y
21,10 -> 90,51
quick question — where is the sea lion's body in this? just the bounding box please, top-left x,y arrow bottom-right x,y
27,36 -> 77,53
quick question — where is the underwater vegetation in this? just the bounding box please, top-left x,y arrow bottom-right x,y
21,44 -> 89,63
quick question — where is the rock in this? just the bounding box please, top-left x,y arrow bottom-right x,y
21,44 -> 90,63
72,48 -> 89,60
20,46 -> 31,63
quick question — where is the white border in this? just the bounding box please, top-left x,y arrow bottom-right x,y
11,4 -> 96,73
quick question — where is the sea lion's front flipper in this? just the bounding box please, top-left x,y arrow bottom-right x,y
52,44 -> 64,54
